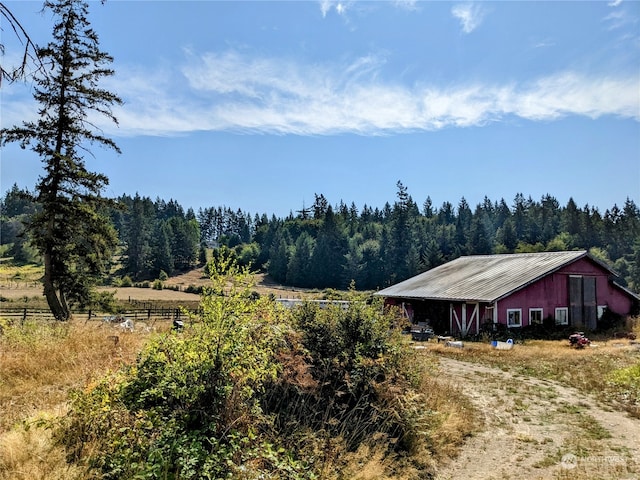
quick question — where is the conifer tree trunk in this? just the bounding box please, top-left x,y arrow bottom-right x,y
43,250 -> 68,320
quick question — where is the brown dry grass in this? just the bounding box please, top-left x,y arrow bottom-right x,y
0,320 -> 157,431
0,266 -> 324,305
0,319 -> 161,479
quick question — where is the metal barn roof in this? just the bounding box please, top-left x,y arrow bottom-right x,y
376,250 -> 591,303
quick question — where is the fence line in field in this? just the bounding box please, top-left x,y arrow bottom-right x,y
2,299 -> 351,323
0,306 -> 201,323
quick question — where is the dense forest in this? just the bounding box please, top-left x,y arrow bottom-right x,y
2,181 -> 639,293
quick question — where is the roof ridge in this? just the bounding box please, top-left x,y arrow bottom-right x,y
462,250 -> 587,259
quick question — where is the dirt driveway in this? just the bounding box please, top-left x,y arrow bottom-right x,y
434,357 -> 639,480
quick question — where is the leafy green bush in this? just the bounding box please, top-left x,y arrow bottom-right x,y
88,290 -> 119,313
607,363 -> 640,417
61,250 -> 314,479
59,253 -> 427,478
152,279 -> 163,290
184,284 -> 202,295
119,275 -> 133,287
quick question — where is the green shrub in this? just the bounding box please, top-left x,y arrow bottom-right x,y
59,252 -> 424,479
119,275 -> 133,287
158,270 -> 168,281
274,294 -> 416,451
184,284 -> 202,295
61,249 -> 314,479
152,279 -> 163,290
88,290 -> 118,313
607,363 -> 640,416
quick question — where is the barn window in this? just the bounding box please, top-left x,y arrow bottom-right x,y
507,309 -> 522,327
529,308 -> 543,325
555,307 -> 568,325
597,305 -> 607,320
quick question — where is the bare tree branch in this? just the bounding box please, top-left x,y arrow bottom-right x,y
0,2 -> 42,84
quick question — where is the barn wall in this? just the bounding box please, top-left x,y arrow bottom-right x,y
557,258 -> 635,315
498,257 -> 634,327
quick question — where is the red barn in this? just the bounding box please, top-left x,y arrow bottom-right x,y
376,251 -> 639,337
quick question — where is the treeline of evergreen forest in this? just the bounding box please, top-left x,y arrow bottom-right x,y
2,181 -> 639,292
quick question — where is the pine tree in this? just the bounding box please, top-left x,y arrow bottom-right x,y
386,181 -> 417,282
169,217 -> 200,271
152,221 -> 174,277
311,206 -> 348,288
267,230 -> 290,283
468,215 -> 492,254
123,195 -> 154,279
1,0 -> 121,319
287,232 -> 314,287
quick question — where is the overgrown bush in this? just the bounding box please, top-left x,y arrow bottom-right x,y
607,363 -> 640,417
267,296 -> 420,454
59,252 -> 432,478
88,290 -> 118,313
60,251 -> 314,478
184,284 -> 203,295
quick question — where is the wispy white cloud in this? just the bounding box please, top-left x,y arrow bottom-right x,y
603,8 -> 637,31
319,0 -> 349,18
321,0 -> 417,17
608,0 -> 623,7
4,51 -> 638,137
319,0 -> 332,17
451,3 -> 485,34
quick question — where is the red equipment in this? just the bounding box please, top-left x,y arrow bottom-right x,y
569,332 -> 591,349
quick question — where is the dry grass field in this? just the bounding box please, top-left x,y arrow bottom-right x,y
0,320 -> 163,479
0,265 -> 325,304
0,317 -> 477,480
2,317 -> 637,479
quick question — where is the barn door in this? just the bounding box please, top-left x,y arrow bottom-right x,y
569,275 -> 583,327
583,277 -> 597,330
568,275 -> 597,329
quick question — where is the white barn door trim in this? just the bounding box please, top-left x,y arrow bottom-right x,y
450,303 -> 480,337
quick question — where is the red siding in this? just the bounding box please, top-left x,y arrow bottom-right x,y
498,257 -> 634,327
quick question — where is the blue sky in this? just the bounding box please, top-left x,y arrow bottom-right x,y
2,0 -> 639,217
